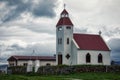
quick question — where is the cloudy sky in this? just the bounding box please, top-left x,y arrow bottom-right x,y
0,0 -> 120,63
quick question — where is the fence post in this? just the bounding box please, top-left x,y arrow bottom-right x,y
105,65 -> 108,72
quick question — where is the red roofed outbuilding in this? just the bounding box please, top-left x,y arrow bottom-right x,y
7,55 -> 56,67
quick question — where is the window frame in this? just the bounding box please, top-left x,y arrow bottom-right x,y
86,53 -> 91,63
98,53 -> 103,63
66,26 -> 71,29
67,38 -> 69,44
58,38 -> 62,44
58,27 -> 62,31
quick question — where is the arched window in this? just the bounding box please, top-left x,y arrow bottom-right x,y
98,53 -> 103,63
86,53 -> 91,63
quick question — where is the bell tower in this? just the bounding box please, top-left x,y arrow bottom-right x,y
56,6 -> 74,65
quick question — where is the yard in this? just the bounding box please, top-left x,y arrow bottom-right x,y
0,72 -> 120,80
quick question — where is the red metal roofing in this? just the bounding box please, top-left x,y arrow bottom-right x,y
73,34 -> 110,51
56,17 -> 73,26
61,9 -> 68,15
8,56 -> 56,61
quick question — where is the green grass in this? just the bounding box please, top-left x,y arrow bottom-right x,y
0,72 -> 120,80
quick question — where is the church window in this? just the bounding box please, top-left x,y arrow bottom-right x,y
86,53 -> 91,63
46,63 -> 51,66
58,27 -> 62,31
67,38 -> 69,44
60,38 -> 62,44
61,14 -> 68,17
98,53 -> 103,63
58,38 -> 62,44
66,26 -> 71,29
66,54 -> 70,59
23,63 -> 27,66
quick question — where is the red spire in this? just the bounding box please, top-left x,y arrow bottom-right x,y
56,17 -> 73,26
56,9 -> 73,27
61,9 -> 68,15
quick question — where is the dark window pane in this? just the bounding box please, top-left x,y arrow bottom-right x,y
67,38 -> 69,44
98,54 -> 103,63
86,53 -> 91,63
66,26 -> 71,29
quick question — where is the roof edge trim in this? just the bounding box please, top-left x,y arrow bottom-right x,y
72,39 -> 79,49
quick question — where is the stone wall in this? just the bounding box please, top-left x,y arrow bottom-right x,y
8,65 -> 120,75
37,65 -> 120,75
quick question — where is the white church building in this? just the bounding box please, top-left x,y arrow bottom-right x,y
56,8 -> 111,65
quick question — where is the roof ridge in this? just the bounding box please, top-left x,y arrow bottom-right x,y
73,33 -> 99,36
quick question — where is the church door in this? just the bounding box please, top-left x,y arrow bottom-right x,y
58,54 -> 62,65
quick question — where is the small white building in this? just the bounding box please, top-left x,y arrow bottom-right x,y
7,55 -> 56,67
56,8 -> 111,65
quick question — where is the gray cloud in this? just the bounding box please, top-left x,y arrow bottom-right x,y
0,0 -> 58,23
0,40 -> 55,61
108,38 -> 120,61
32,0 -> 57,17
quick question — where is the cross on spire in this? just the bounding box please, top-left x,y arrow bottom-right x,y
64,3 -> 66,9
99,30 -> 102,35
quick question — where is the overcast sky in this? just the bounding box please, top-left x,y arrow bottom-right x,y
0,0 -> 120,63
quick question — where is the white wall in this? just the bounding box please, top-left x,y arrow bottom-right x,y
9,60 -> 56,66
17,60 -> 28,66
56,25 -> 73,65
40,61 -> 56,66
9,61 -> 16,66
71,39 -> 78,65
77,50 -> 111,65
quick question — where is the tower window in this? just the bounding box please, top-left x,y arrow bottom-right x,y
86,53 -> 91,63
98,53 -> 103,63
60,38 -> 62,44
66,26 -> 71,29
61,14 -> 68,17
58,27 -> 62,31
67,38 -> 69,44
58,38 -> 62,44
66,54 -> 70,59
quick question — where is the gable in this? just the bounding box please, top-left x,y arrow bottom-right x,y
7,56 -> 17,61
73,34 -> 110,51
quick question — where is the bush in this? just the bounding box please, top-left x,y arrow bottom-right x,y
8,66 -> 27,74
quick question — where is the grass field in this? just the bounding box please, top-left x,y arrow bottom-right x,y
0,72 -> 120,80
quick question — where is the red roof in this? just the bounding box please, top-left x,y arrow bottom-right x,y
61,9 -> 68,15
56,17 -> 73,26
73,34 -> 110,51
7,55 -> 56,61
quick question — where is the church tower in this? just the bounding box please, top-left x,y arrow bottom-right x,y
56,7 -> 73,65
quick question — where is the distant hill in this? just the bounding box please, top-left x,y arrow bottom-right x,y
0,64 -> 8,69
114,61 -> 120,65
0,64 -> 8,73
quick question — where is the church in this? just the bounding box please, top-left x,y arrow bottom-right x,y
56,8 -> 111,65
